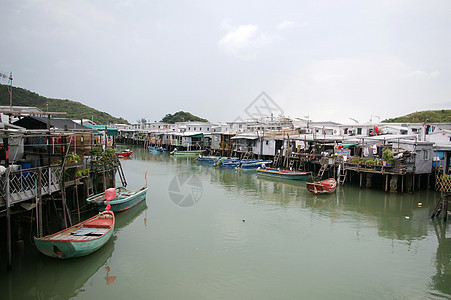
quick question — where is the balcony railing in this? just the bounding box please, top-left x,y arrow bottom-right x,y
0,165 -> 63,206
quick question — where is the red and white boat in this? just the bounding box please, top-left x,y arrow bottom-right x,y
116,149 -> 133,157
306,178 -> 337,195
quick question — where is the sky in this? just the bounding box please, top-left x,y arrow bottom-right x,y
0,0 -> 450,125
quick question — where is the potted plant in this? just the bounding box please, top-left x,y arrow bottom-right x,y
382,148 -> 393,166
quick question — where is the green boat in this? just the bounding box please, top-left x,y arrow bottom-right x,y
86,186 -> 148,212
257,168 -> 311,180
170,150 -> 205,157
34,211 -> 115,259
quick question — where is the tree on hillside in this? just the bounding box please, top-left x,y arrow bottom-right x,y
382,110 -> 451,123
161,111 -> 208,123
0,84 -> 129,125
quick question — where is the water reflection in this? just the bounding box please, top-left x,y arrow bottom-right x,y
34,235 -> 116,299
431,221 -> 451,297
0,196 -> 148,300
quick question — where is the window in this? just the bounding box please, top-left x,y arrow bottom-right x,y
357,128 -> 362,135
424,150 -> 429,160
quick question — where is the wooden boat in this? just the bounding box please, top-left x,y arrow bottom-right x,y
240,160 -> 273,170
86,186 -> 148,212
34,210 -> 115,259
148,146 -> 167,154
196,156 -> 221,164
306,178 -> 337,195
116,149 -> 133,157
257,168 -> 311,180
170,150 -> 205,157
216,157 -> 241,168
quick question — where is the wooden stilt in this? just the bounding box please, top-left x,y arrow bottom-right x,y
75,180 -> 80,223
444,197 -> 448,222
359,172 -> 363,189
401,175 -> 404,194
417,174 -> 421,191
4,135 -> 12,271
385,175 -> 389,192
37,168 -> 43,238
6,203 -> 12,271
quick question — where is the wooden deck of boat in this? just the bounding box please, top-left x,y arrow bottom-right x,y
45,214 -> 113,240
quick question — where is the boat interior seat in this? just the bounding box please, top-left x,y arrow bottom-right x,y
84,219 -> 112,228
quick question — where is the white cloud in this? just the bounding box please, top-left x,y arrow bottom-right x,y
398,70 -> 440,80
276,56 -> 444,123
218,21 -> 271,60
277,20 -> 296,30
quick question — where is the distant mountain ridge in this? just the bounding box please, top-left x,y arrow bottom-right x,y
382,110 -> 451,123
0,84 -> 128,125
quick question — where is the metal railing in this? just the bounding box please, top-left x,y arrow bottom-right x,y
0,165 -> 63,206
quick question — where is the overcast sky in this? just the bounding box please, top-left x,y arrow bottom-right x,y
1,0 -> 450,124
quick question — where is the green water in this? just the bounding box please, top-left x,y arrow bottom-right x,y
1,145 -> 451,299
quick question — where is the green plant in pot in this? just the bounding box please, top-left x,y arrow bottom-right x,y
382,148 -> 393,165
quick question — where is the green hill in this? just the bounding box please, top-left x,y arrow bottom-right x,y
0,84 -> 128,125
161,111 -> 208,123
382,110 -> 451,123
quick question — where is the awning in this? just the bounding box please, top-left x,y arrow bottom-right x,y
83,125 -> 118,136
182,132 -> 204,138
231,134 -> 258,140
339,143 -> 358,148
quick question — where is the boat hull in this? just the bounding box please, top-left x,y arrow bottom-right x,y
87,187 -> 148,212
148,146 -> 166,154
257,168 -> 311,180
116,151 -> 133,157
34,211 -> 114,259
306,178 -> 337,194
240,160 -> 272,169
171,150 -> 204,157
196,156 -> 220,164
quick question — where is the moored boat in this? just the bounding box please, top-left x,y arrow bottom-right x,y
148,146 -> 167,154
34,210 -> 115,259
116,149 -> 133,157
217,157 -> 241,168
171,150 -> 205,157
306,178 -> 337,195
196,156 -> 221,164
86,186 -> 148,212
240,160 -> 273,170
257,168 -> 311,180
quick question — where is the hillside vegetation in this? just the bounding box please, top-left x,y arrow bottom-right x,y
382,110 -> 451,123
0,84 -> 128,124
161,111 -> 208,123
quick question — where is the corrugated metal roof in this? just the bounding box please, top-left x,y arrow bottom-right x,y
14,116 -> 90,130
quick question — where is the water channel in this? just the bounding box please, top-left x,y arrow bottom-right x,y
1,145 -> 451,299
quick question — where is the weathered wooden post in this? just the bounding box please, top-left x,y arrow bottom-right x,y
385,174 -> 389,192
359,172 -> 363,189
37,167 -> 43,237
3,133 -> 13,271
